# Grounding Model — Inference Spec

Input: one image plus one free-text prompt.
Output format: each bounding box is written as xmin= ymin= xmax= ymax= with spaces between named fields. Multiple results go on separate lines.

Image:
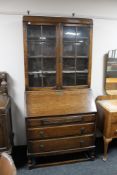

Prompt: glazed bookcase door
xmin=62 ymin=25 xmax=90 ymax=86
xmin=24 ymin=17 xmax=92 ymax=90
xmin=27 ymin=24 xmax=56 ymax=88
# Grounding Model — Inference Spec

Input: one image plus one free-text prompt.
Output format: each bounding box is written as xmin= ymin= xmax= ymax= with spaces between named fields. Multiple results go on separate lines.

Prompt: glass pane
xmin=28 ymin=41 xmax=42 ymax=57
xmin=29 ymin=74 xmax=42 ymax=87
xmin=77 ymin=27 xmax=89 ymax=38
xmin=42 ymin=26 xmax=56 ymax=40
xmin=27 ymin=25 xmax=56 ymax=88
xmin=76 ymin=73 xmax=88 ymax=85
xmin=43 ymin=58 xmax=56 ymax=71
xmin=27 ymin=25 xmax=41 ymax=40
xmin=63 ymin=26 xmax=76 ymax=42
xmin=76 ymin=58 xmax=88 ymax=71
xmin=62 ymin=25 xmax=90 ymax=87
xmin=63 ymin=43 xmax=75 ymax=57
xmin=43 ymin=73 xmax=56 ymax=87
xmin=63 ymin=58 xmax=75 ymax=71
xmin=28 ymin=58 xmax=42 ymax=72
xmin=63 ymin=73 xmax=75 ymax=86
xmin=42 ymin=42 xmax=56 ymax=56
xmin=76 ymin=40 xmax=89 ymax=56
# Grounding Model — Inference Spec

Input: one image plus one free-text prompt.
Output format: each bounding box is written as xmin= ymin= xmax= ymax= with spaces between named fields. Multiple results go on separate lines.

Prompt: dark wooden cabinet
xmin=23 ymin=16 xmax=96 ymax=168
xmin=0 ymin=72 xmax=13 ymax=153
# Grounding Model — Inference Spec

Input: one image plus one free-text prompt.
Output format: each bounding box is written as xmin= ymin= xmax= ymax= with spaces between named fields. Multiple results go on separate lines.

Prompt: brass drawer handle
xmin=80 ymin=128 xmax=85 ymax=135
xmin=73 ymin=117 xmax=83 ymax=122
xmin=43 ymin=117 xmax=83 ymax=125
xmin=39 ymin=144 xmax=45 ymax=150
xmin=43 ymin=119 xmax=58 ymax=125
xmin=80 ymin=140 xmax=84 ymax=147
xmin=39 ymin=131 xmax=45 ymax=138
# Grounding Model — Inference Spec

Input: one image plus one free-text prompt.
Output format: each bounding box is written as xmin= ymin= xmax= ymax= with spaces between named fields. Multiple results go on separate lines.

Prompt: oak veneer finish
xmin=27 ymin=123 xmax=95 ymax=140
xmin=97 ymin=98 xmax=117 ymax=160
xmin=23 ymin=16 xmax=96 ymax=167
xmin=26 ymin=114 xmax=95 ymax=127
xmin=28 ymin=135 xmax=95 ymax=154
xmin=23 ymin=16 xmax=93 ymax=90
xmin=26 ymin=89 xmax=97 ymax=167
xmin=26 ymin=89 xmax=96 ymax=117
xmin=23 ymin=16 xmax=93 ymax=24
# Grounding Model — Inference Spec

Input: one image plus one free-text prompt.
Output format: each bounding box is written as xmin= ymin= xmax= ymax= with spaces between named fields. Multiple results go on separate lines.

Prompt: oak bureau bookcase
xmin=23 ymin=16 xmax=97 ymax=168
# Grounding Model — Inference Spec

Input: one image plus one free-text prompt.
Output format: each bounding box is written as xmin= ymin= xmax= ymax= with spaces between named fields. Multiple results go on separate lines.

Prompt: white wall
xmin=92 ymin=19 xmax=117 ymax=97
xmin=0 ymin=0 xmax=117 ymax=19
xmin=0 ymin=0 xmax=117 ymax=145
xmin=0 ymin=15 xmax=26 ymax=145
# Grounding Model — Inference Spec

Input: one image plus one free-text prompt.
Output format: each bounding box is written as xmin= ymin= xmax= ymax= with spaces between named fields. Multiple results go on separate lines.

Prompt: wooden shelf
xmin=62 ymin=56 xmax=88 ymax=58
xmin=63 ymin=70 xmax=88 ymax=73
xmin=28 ymin=71 xmax=56 ymax=74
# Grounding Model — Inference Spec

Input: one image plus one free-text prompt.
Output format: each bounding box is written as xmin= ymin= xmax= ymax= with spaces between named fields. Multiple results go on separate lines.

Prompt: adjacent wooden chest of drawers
xmin=97 ymin=98 xmax=117 ymax=161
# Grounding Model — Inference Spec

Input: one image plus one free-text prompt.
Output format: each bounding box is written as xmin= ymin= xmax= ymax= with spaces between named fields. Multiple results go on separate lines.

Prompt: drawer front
xmin=111 ymin=113 xmax=117 ymax=124
xmin=27 ymin=123 xmax=95 ymax=140
xmin=28 ymin=135 xmax=94 ymax=154
xmin=26 ymin=114 xmax=96 ymax=128
xmin=111 ymin=123 xmax=117 ymax=137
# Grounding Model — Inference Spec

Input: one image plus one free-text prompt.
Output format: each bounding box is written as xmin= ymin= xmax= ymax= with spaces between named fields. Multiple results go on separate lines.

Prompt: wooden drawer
xmin=27 ymin=123 xmax=95 ymax=140
xmin=111 ymin=123 xmax=117 ymax=137
xmin=111 ymin=113 xmax=117 ymax=124
xmin=28 ymin=135 xmax=94 ymax=154
xmin=26 ymin=114 xmax=96 ymax=128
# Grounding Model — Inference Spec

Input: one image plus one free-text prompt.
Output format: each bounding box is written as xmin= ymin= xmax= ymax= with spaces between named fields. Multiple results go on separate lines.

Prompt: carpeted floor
xmin=17 ymin=140 xmax=117 ymax=175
